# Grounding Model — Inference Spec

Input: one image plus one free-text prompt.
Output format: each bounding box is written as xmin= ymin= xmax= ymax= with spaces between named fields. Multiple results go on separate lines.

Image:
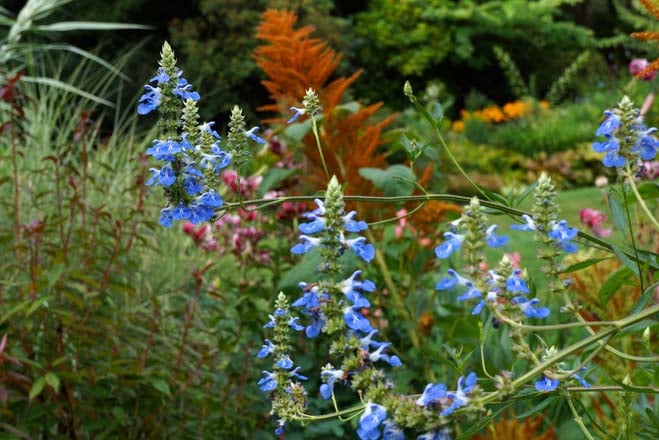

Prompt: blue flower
xmin=416 ymin=382 xmax=447 ymax=407
xmin=596 ymin=111 xmax=621 ymax=136
xmin=457 ymin=286 xmax=482 ymax=302
xmin=512 ymin=296 xmax=550 ymax=319
xmin=631 ymin=130 xmax=658 ymax=160
xmin=137 ymin=85 xmax=161 ymax=115
xmin=548 ymin=220 xmax=579 ymax=253
xmin=357 ymin=402 xmax=387 ymax=440
xmin=200 ymin=121 xmax=221 ymax=139
xmin=256 ymin=339 xmax=275 ymax=358
xmin=418 ymin=429 xmax=452 ymax=440
xmin=299 ymin=214 xmax=325 ymax=234
xmin=603 ymin=150 xmax=626 ymax=168
xmin=506 ymin=269 xmax=529 ymax=294
xmin=344 ymin=306 xmax=374 ymax=333
xmin=245 ymin=126 xmax=266 ymax=144
xmin=436 ymin=269 xmax=472 ymax=290
xmin=535 ymin=375 xmax=559 ymax=392
xmin=366 ymin=343 xmax=402 ymax=367
xmin=258 ymin=371 xmax=278 ymax=392
xmin=197 ymin=190 xmax=223 ymax=208
xmin=359 ymin=329 xmax=385 ymax=349
xmin=146 ymin=166 xmax=176 ymax=187
xmin=343 ymin=211 xmax=368 ymax=232
xmin=146 ymin=138 xmax=182 ymax=160
xmin=441 ymin=372 xmax=477 ymax=416
xmin=288 ymin=366 xmax=308 ymax=381
xmin=172 ymin=77 xmax=200 ymax=101
xmin=288 ymin=106 xmax=306 ymax=123
xmin=382 ymin=419 xmax=404 ymax=440
xmin=485 ymin=224 xmax=509 ymax=248
xmin=510 ymin=214 xmax=537 ymax=232
xmin=346 ymin=237 xmax=375 ymax=262
xmin=320 ymin=368 xmax=344 ymax=400
xmin=340 ymin=270 xmax=375 ymax=308
xmin=573 ymin=373 xmax=591 ymax=388
xmin=149 ymin=67 xmax=170 ymax=84
xmin=276 ymin=355 xmax=294 ymax=370
xmin=592 ymin=135 xmax=619 ymax=154
xmin=434 ymin=232 xmax=465 ymax=259
xmin=291 ymin=235 xmax=321 ymax=254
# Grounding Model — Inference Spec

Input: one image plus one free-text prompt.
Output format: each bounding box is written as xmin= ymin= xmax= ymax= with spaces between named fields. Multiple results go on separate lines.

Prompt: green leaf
xmin=26 ymin=295 xmax=53 ymax=316
xmin=608 ymin=192 xmax=628 ymax=233
xmin=147 ymin=377 xmax=171 ymax=396
xmin=432 ymin=101 xmax=444 ymax=123
xmin=636 ymin=182 xmax=659 ymax=202
xmin=514 ymin=395 xmax=557 ymax=419
xmin=599 ymin=266 xmax=635 ymax=306
xmin=456 ymin=401 xmax=514 ymax=439
xmin=359 ymin=165 xmax=415 ymax=197
xmin=47 ymin=263 xmax=65 ymax=288
xmin=562 ymin=257 xmax=610 ymax=274
xmin=611 ymin=244 xmax=641 ymax=278
xmin=29 ymin=377 xmax=46 ymax=401
xmin=21 ymin=76 xmax=114 ymax=107
xmin=33 ymin=22 xmax=150 ymax=32
xmin=257 ymin=168 xmax=296 ymax=197
xmin=44 ymin=372 xmax=60 ymax=392
xmin=283 ymin=118 xmax=313 ymax=142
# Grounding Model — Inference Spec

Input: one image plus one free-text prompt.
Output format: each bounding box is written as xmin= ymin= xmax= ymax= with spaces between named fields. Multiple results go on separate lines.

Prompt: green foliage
xmin=0 ymin=57 xmax=275 ymax=437
xmin=354 ymin=0 xmax=595 ymax=105
xmin=169 ymin=0 xmax=349 ymax=120
xmin=492 ymin=45 xmax=530 ymax=99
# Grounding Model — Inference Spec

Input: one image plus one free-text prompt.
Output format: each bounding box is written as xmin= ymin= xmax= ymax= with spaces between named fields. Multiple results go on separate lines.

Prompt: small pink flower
xmin=579 ymin=208 xmax=612 ymax=238
xmin=629 ymin=58 xmax=656 ymax=81
xmin=504 ymin=252 xmax=521 ymax=269
xmin=395 ymin=209 xmax=408 ymax=239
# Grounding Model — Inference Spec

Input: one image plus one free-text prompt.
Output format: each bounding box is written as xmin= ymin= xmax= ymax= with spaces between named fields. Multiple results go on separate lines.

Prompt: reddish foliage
xmin=254 ymin=9 xmax=396 ymax=200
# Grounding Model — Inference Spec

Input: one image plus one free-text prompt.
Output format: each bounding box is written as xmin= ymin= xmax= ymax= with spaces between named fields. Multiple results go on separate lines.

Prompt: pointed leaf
xmin=29 ymin=377 xmax=46 ymax=401
xmin=44 ymin=372 xmax=60 ymax=392
xmin=599 ymin=266 xmax=635 ymax=306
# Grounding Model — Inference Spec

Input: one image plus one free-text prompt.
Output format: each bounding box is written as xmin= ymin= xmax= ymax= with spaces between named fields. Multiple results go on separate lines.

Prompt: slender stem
xmin=480 ymin=303 xmax=659 ymax=405
xmin=621 ymin=178 xmax=644 ymax=291
xmin=496 ymin=312 xmax=618 ymax=331
xmin=625 ymin=168 xmax=659 ymax=231
xmin=567 ymin=395 xmax=596 ymax=440
xmin=366 ymin=230 xmax=420 ymax=348
xmin=221 ymin=193 xmax=654 ymax=269
xmin=10 ymin=123 xmax=21 ymax=261
xmin=311 ymin=117 xmax=330 ymax=180
xmin=549 ymin=333 xmax=614 ymax=380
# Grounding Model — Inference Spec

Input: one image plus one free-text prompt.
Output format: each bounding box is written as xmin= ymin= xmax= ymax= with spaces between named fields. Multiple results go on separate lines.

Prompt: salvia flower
xmin=441 ymin=372 xmax=478 ymax=416
xmin=547 ymin=220 xmax=579 ymax=253
xmin=417 ymin=429 xmax=452 ymax=440
xmin=593 ymin=96 xmax=659 ymax=169
xmin=434 ymin=232 xmax=465 ymax=259
xmin=416 ymin=383 xmax=448 ymax=407
xmin=320 ymin=367 xmax=345 ymax=400
xmin=512 ymin=296 xmax=550 ymax=319
xmin=357 ymin=402 xmax=387 ymax=440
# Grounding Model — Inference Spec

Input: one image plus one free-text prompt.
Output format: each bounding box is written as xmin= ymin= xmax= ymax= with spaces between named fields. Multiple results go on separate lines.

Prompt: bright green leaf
xmin=359 ymin=165 xmax=415 ymax=197
xmin=29 ymin=377 xmax=46 ymax=401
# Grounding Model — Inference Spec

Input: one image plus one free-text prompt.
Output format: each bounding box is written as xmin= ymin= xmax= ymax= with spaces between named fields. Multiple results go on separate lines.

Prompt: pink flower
xmin=629 ymin=58 xmax=656 ymax=81
xmin=579 ymin=208 xmax=612 ymax=238
xmin=504 ymin=252 xmax=521 ymax=268
xmin=395 ymin=209 xmax=408 ymax=239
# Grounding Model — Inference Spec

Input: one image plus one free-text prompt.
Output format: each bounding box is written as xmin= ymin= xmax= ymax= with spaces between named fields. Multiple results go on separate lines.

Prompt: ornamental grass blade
xmin=21 ymin=75 xmax=114 ymax=107
xmin=33 ymin=21 xmax=151 ymax=32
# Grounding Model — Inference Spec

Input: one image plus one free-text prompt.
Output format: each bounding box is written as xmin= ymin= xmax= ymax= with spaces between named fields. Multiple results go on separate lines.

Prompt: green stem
xmin=621 ymin=177 xmax=645 ymax=291
xmin=365 ymin=230 xmax=420 ymax=348
xmin=567 ymin=395 xmax=596 ymax=440
xmin=480 ymin=302 xmax=659 ymax=405
xmin=221 ymin=194 xmax=658 ymax=269
xmin=625 ymin=167 xmax=659 ymax=231
xmin=311 ymin=117 xmax=330 ymax=180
